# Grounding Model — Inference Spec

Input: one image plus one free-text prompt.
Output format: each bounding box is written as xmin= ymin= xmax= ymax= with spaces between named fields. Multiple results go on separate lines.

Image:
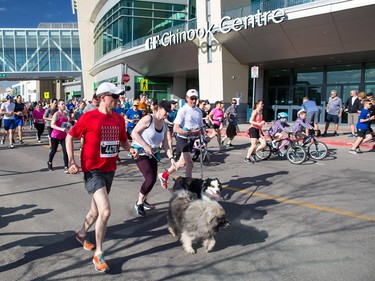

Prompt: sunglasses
xmin=104 ymin=93 xmax=120 ymax=99
xmin=189 ymin=97 xmax=198 ymax=100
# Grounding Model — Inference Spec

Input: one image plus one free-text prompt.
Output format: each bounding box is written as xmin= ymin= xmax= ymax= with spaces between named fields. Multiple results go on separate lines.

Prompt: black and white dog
xmin=168 ymin=177 xmax=229 ymax=254
xmin=172 ymin=177 xmax=222 ymax=200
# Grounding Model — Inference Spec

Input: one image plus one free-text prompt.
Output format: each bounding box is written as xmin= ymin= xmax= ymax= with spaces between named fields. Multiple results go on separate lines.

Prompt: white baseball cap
xmin=96 ymin=82 xmax=125 ymax=96
xmin=186 ymin=89 xmax=198 ymax=98
xmin=297 ymin=109 xmax=306 ymax=116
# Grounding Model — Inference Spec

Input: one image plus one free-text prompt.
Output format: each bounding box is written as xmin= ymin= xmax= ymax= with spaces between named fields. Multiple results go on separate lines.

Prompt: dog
xmin=172 ymin=177 xmax=222 ymax=200
xmin=168 ymin=190 xmax=229 ymax=254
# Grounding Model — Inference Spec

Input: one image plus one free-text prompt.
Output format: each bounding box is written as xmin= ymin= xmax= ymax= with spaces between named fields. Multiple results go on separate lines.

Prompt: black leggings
xmin=48 ymin=137 xmax=68 ymax=167
xmin=135 ymin=156 xmax=158 ymax=196
xmin=34 ymin=123 xmax=45 ymax=140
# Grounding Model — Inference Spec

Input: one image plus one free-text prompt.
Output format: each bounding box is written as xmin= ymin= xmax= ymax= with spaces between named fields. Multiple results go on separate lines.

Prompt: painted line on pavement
xmin=224 ymin=185 xmax=375 ymax=222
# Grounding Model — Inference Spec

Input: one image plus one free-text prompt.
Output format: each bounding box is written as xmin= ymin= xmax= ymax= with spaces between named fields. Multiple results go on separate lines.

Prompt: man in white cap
xmin=66 ymin=82 xmax=137 ymax=273
xmin=0 ymin=95 xmax=16 ymax=148
xmin=158 ymin=89 xmax=208 ymax=188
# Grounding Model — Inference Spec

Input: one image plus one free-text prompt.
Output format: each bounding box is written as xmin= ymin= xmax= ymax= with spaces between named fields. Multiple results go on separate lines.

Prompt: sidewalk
xmin=218 ymin=123 xmax=375 ymax=149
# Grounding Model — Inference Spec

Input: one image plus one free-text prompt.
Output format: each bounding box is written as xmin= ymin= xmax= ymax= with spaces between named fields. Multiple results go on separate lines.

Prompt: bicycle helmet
xmin=277 ymin=112 xmax=288 ymax=119
xmin=297 ymin=109 xmax=306 ymax=116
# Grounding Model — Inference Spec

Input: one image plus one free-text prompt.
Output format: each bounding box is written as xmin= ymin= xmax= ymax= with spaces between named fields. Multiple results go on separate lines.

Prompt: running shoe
xmin=158 ymin=172 xmax=168 ymax=189
xmin=75 ymin=232 xmax=95 ymax=251
xmin=355 ymin=148 xmax=362 ymax=153
xmin=47 ymin=162 xmax=53 ymax=171
xmin=226 ymin=143 xmax=234 ymax=147
xmin=8 ymin=144 xmax=14 ymax=149
xmin=36 ymin=133 xmax=39 ymax=140
xmin=219 ymin=145 xmax=226 ymax=151
xmin=348 ymin=134 xmax=355 ymax=138
xmin=244 ymin=157 xmax=254 ymax=164
xmin=64 ymin=167 xmax=70 ymax=174
xmin=143 ymin=201 xmax=155 ymax=210
xmin=92 ymin=252 xmax=109 ymax=273
xmin=333 ymin=132 xmax=339 ymax=136
xmin=349 ymin=149 xmax=358 ymax=155
xmin=134 ymin=203 xmax=146 ymax=217
xmin=19 ymin=139 xmax=24 ymax=144
xmin=38 ymin=139 xmax=42 ymax=143
xmin=0 ymin=139 xmax=4 ymax=145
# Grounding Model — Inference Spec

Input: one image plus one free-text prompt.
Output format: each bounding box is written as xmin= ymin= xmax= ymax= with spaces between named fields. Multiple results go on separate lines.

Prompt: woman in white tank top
xmin=131 ymin=100 xmax=175 ymax=217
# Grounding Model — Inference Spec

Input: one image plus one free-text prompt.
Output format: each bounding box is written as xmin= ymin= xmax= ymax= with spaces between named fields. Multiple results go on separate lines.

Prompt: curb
xmin=208 ymin=130 xmax=375 ymax=149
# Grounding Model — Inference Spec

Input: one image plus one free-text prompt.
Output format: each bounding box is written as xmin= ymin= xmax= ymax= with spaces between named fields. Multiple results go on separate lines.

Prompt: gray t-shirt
xmin=327 ymin=97 xmax=342 ymax=116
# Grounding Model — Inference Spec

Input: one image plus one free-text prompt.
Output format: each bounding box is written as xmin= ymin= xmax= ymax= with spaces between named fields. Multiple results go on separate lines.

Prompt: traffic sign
xmin=44 ymin=92 xmax=50 ymax=99
xmin=140 ymin=79 xmax=148 ymax=91
xmin=122 ymin=73 xmax=130 ymax=83
xmin=251 ymin=66 xmax=259 ymax=78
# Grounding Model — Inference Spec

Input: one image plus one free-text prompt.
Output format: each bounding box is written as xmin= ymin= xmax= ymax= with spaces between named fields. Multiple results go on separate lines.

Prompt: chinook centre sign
xmin=145 ymin=9 xmax=286 ymax=50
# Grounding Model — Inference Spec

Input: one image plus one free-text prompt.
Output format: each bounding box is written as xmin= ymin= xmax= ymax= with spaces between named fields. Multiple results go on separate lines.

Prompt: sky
xmin=0 ymin=0 xmax=77 ymax=90
xmin=0 ymin=0 xmax=77 ymax=28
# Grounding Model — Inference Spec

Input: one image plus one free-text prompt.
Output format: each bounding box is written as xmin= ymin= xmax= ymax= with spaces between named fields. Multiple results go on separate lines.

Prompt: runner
xmin=13 ymin=95 xmax=26 ymax=144
xmin=66 ymin=82 xmax=137 ymax=273
xmin=0 ymin=95 xmax=16 ymax=148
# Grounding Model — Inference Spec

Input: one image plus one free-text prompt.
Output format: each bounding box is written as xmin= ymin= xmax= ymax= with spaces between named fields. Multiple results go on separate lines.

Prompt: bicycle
xmin=255 ymin=132 xmax=307 ymax=165
xmin=300 ymin=129 xmax=329 ymax=160
xmin=173 ymin=136 xmax=212 ymax=166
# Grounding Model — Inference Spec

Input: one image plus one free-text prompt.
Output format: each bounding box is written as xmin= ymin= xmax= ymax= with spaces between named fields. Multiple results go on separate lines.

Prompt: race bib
xmin=100 ymin=140 xmax=119 ymax=158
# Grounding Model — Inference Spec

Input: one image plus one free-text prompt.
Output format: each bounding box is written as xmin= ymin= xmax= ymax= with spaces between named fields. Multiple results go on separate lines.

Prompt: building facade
xmin=74 ymin=0 xmax=375 ymax=122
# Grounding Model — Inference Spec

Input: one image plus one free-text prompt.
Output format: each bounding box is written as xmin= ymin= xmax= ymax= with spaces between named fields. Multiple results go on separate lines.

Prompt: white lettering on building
xmin=145 ymin=9 xmax=286 ymax=50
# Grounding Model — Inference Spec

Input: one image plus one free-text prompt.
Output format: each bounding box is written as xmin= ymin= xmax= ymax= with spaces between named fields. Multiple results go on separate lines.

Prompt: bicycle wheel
xmin=286 ymin=144 xmax=306 ymax=164
xmin=255 ymin=143 xmax=272 ymax=160
xmin=307 ymin=141 xmax=328 ymax=160
xmin=203 ymin=153 xmax=211 ymax=166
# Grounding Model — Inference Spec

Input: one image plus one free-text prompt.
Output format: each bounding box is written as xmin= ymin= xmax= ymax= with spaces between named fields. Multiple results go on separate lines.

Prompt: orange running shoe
xmin=93 ymin=253 xmax=109 ymax=272
xmin=75 ymin=232 xmax=95 ymax=251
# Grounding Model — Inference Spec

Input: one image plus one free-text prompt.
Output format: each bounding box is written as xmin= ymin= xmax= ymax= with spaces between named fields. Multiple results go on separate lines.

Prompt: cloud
xmin=0 ymin=7 xmax=7 ymax=12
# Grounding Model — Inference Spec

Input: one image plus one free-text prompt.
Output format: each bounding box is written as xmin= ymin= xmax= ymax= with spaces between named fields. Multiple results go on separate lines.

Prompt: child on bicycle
xmin=268 ymin=112 xmax=290 ymax=149
xmin=292 ymin=109 xmax=314 ymax=141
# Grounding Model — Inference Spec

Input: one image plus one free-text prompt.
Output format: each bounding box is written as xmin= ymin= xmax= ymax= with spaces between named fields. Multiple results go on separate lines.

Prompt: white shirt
xmin=1 ymin=101 xmax=15 ymax=120
xmin=174 ymin=104 xmax=204 ymax=139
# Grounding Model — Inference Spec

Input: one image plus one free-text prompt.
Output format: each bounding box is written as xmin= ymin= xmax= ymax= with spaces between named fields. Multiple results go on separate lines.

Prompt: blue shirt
xmin=125 ymin=108 xmax=142 ymax=129
xmin=357 ymin=109 xmax=370 ymax=130
xmin=302 ymin=100 xmax=319 ymax=113
xmin=113 ymin=107 xmax=125 ymax=116
xmin=167 ymin=109 xmax=178 ymax=123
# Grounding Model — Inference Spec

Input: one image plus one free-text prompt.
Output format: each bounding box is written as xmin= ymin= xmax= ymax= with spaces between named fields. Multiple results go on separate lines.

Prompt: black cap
xmin=93 ymin=94 xmax=98 ymax=100
xmin=171 ymin=100 xmax=177 ymax=104
xmin=366 ymin=92 xmax=373 ymax=97
xmin=158 ymin=100 xmax=172 ymax=113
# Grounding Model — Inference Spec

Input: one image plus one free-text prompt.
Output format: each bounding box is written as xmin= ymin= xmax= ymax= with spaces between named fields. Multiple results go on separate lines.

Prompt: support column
xmin=197 ymin=0 xmax=249 ymax=105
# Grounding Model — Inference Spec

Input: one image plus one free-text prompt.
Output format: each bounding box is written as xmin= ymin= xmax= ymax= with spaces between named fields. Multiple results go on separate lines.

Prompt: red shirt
xmin=69 ymin=109 xmax=127 ymax=172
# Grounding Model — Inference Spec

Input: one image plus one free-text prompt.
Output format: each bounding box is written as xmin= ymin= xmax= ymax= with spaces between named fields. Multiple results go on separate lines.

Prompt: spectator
xmin=323 ymin=90 xmax=342 ymax=136
xmin=301 ymin=96 xmax=320 ymax=136
xmin=208 ymin=100 xmax=225 ymax=150
xmin=165 ymin=99 xmax=178 ymax=149
xmin=222 ymin=99 xmax=239 ymax=147
xmin=83 ymin=94 xmax=99 ymax=113
xmin=138 ymin=93 xmax=149 ymax=116
xmin=344 ymin=90 xmax=361 ymax=137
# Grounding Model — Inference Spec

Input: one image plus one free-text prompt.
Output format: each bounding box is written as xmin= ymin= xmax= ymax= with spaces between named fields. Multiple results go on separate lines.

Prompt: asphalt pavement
xmin=0 ymin=126 xmax=374 ymax=281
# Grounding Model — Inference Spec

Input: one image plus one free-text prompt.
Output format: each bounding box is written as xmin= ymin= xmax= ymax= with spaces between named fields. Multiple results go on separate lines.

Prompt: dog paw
xmin=184 ymin=247 xmax=196 ymax=254
xmin=168 ymin=227 xmax=176 ymax=237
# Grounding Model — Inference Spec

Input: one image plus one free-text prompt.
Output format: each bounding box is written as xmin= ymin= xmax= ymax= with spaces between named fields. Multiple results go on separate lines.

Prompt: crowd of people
xmin=1 ymin=83 xmax=374 ymax=272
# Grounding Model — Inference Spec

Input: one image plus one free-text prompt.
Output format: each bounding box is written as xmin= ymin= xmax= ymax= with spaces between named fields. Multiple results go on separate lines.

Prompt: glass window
xmin=134 ymin=1 xmax=152 ymax=8
xmin=154 ymin=3 xmax=171 ymax=10
xmin=365 ymin=62 xmax=375 ymax=83
xmin=267 ymin=69 xmax=291 ymax=86
xmin=134 ymin=9 xmax=152 ymax=17
xmin=154 ymin=11 xmax=172 ymax=18
xmin=327 ymin=64 xmax=361 ymax=84
xmin=294 ymin=67 xmax=323 ymax=85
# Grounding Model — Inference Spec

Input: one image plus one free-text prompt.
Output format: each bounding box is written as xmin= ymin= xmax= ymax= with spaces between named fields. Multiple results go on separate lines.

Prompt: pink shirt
xmin=250 ymin=111 xmax=263 ymax=130
xmin=211 ymin=108 xmax=224 ymax=126
xmin=32 ymin=108 xmax=46 ymax=124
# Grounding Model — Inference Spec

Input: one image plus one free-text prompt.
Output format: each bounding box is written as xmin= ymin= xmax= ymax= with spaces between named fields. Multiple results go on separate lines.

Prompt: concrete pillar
xmin=197 ymin=0 xmax=249 ymax=105
xmin=172 ymin=77 xmax=187 ymax=99
xmin=76 ymin=0 xmax=95 ymax=99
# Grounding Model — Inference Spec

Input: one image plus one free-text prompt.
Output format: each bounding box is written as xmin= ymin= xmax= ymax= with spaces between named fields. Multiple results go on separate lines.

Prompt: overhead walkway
xmin=0 ymin=23 xmax=81 ymax=81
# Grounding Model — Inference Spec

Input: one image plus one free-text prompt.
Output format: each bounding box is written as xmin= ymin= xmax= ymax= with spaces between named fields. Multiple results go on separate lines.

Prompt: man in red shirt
xmin=66 ymin=82 xmax=137 ymax=273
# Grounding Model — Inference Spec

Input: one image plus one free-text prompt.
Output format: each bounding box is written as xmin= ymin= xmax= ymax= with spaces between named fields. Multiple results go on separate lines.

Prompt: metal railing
xmin=223 ymin=0 xmax=317 ymax=18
